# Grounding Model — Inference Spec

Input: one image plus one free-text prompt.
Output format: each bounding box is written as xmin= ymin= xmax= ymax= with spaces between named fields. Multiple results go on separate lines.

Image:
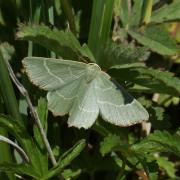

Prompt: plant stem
xmin=60 ymin=0 xmax=76 ymax=34
xmin=6 ymin=61 xmax=57 ymax=167
xmin=141 ymin=0 xmax=153 ymax=24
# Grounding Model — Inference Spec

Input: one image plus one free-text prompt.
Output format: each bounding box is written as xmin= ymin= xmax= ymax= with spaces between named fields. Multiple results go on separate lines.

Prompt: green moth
xmin=23 ymin=57 xmax=149 ymax=129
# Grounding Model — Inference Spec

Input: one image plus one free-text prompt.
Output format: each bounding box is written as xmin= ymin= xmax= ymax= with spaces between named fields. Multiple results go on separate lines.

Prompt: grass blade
xmin=88 ymin=0 xmax=115 ymax=60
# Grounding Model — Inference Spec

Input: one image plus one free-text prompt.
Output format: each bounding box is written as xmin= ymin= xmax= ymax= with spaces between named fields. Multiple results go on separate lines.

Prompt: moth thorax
xmin=86 ymin=63 xmax=101 ymax=82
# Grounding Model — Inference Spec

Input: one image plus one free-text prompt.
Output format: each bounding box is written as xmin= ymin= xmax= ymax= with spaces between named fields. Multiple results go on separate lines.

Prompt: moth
xmin=23 ymin=57 xmax=149 ymax=129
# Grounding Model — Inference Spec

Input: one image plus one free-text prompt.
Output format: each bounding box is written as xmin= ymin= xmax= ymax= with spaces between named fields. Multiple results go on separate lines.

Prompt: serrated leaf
xmin=100 ymin=134 xmax=120 ymax=156
xmin=156 ymin=157 xmax=176 ymax=178
xmin=23 ymin=57 xmax=149 ymax=129
xmin=0 ymin=163 xmax=40 ymax=179
xmin=17 ymin=24 xmax=95 ymax=62
xmin=109 ymin=65 xmax=180 ymax=97
xmin=151 ymin=0 xmax=180 ymax=23
xmin=133 ymin=130 xmax=180 ymax=157
xmin=158 ymin=94 xmax=180 ymax=107
xmin=136 ymin=159 xmax=158 ymax=180
xmin=99 ymin=134 xmax=160 ymax=178
xmin=128 ymin=25 xmax=178 ymax=55
xmin=98 ymin=41 xmax=149 ymax=69
xmin=0 ymin=115 xmax=48 ymax=176
xmin=149 ymin=106 xmax=171 ymax=130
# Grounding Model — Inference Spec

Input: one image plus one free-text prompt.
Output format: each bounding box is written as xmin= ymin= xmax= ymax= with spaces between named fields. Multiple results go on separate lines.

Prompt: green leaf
xmin=109 ymin=65 xmax=180 ymax=97
xmin=129 ymin=0 xmax=144 ymax=27
xmin=34 ymin=97 xmax=48 ymax=149
xmin=149 ymin=106 xmax=171 ymax=130
xmin=0 ymin=135 xmax=29 ymax=162
xmin=0 ymin=115 xmax=48 ymax=176
xmin=0 ymin=128 xmax=14 ymax=180
xmin=0 ymin=42 xmax=16 ymax=180
xmin=100 ymin=134 xmax=120 ymax=156
xmin=17 ymin=24 xmax=95 ymax=62
xmin=119 ymin=0 xmax=130 ymax=27
xmin=156 ymin=157 xmax=177 ymax=178
xmin=23 ymin=57 xmax=149 ymax=129
xmin=141 ymin=0 xmax=153 ymax=24
xmin=0 ymin=42 xmax=15 ymax=61
xmin=0 ymin=44 xmax=23 ymax=125
xmin=0 ymin=163 xmax=40 ymax=179
xmin=114 ymin=0 xmax=121 ymax=18
xmin=137 ymin=159 xmax=158 ymax=180
xmin=58 ymin=139 xmax=86 ymax=169
xmin=130 ymin=131 xmax=180 ymax=178
xmin=158 ymin=94 xmax=180 ymax=107
xmin=133 ymin=130 xmax=180 ymax=157
xmin=61 ymin=169 xmax=81 ymax=180
xmin=0 ymin=115 xmax=34 ymax=158
xmin=42 ymin=139 xmax=86 ymax=180
xmin=128 ymin=25 xmax=178 ymax=55
xmin=98 ymin=41 xmax=149 ymax=69
xmin=99 ymin=134 xmax=160 ymax=178
xmin=100 ymin=134 xmax=138 ymax=166
xmin=33 ymin=98 xmax=48 ymax=174
xmin=151 ymin=0 xmax=180 ymax=23
xmin=93 ymin=119 xmax=129 ymax=139
xmin=88 ymin=0 xmax=114 ymax=59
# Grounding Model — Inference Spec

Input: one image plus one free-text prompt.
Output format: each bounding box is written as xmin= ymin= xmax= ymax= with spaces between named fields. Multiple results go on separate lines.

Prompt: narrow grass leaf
xmin=88 ymin=0 xmax=115 ymax=59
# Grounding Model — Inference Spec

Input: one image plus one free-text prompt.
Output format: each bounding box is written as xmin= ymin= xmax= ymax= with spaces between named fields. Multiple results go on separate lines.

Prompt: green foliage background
xmin=0 ymin=0 xmax=180 ymax=179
